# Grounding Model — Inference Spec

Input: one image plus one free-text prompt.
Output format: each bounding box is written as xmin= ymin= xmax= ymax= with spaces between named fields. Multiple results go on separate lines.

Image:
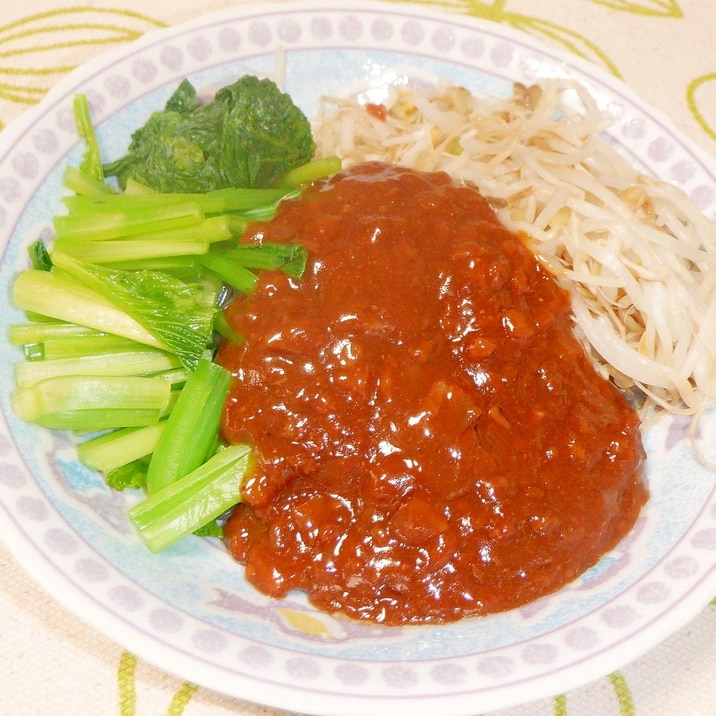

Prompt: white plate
xmin=0 ymin=3 xmax=715 ymax=715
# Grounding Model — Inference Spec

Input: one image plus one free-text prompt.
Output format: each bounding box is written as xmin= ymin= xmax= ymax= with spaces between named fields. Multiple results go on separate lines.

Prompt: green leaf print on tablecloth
xmin=587 ymin=0 xmax=682 ymax=15
xmin=384 ymin=0 xmax=686 ymax=77
xmin=116 ymin=648 xmax=643 ymax=716
xmin=0 ymin=7 xmax=164 ymax=129
xmin=687 ymin=73 xmax=716 ymax=142
xmin=111 ymin=664 xmax=635 ymax=716
xmin=384 ymin=0 xmax=625 ymax=75
xmin=118 ymin=652 xmax=197 ymax=716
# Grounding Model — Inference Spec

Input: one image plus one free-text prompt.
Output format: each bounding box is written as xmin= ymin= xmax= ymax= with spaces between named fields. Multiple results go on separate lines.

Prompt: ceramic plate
xmin=0 ymin=3 xmax=715 ymax=715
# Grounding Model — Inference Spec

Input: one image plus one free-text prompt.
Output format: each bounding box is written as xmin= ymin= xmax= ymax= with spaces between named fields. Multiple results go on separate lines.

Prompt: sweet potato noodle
xmin=218 ymin=163 xmax=647 ymax=625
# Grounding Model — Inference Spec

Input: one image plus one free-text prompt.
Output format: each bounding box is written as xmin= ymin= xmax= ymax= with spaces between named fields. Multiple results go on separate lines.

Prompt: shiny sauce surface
xmin=218 ymin=162 xmax=647 ymax=625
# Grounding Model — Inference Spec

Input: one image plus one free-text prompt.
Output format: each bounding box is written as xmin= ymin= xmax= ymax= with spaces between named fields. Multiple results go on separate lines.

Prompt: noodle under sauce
xmin=218 ymin=162 xmax=647 ymax=625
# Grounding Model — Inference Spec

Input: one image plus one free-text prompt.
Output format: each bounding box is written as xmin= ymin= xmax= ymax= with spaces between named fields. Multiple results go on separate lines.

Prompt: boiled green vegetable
xmin=10 ymin=74 xmax=340 ymax=548
xmin=103 ymin=76 xmax=316 ymax=192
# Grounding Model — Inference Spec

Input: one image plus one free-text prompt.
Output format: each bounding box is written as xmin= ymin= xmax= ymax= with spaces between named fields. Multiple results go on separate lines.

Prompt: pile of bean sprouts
xmin=313 ymin=79 xmax=716 ymax=431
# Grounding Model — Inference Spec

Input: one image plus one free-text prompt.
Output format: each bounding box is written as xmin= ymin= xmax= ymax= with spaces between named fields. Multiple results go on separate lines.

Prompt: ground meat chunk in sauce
xmin=217 ymin=162 xmax=647 ymax=625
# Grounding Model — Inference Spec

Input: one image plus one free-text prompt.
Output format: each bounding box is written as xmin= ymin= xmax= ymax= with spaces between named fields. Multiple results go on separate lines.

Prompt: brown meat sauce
xmin=218 ymin=162 xmax=647 ymax=625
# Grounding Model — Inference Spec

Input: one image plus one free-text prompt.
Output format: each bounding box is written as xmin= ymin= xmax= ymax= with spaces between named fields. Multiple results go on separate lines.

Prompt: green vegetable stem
xmin=12 ymin=375 xmax=172 ymax=431
xmin=145 ymin=358 xmax=231 ymax=495
xmin=129 ymin=443 xmax=254 ymax=552
xmin=78 ymin=423 xmax=167 ymax=475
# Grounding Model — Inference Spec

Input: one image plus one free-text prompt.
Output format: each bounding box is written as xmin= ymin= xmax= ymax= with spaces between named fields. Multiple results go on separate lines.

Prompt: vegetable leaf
xmin=193 ymin=519 xmax=224 ymax=538
xmin=28 ymin=239 xmax=52 ymax=271
xmin=51 ymin=251 xmax=221 ymax=370
xmin=103 ymin=75 xmax=316 ymax=192
xmin=106 ymin=458 xmax=150 ymax=492
xmin=164 ymin=78 xmax=199 ymax=114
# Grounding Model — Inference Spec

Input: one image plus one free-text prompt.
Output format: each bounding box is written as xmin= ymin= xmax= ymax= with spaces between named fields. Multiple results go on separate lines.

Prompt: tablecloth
xmin=1 ymin=1 xmax=715 ymax=714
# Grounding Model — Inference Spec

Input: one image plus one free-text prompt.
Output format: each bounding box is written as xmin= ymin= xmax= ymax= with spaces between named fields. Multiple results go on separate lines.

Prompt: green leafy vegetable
xmin=62 ymin=165 xmax=116 ymax=196
xmin=51 ymin=251 xmax=221 ymax=371
xmin=106 ymin=458 xmax=151 ymax=492
xmin=38 ymin=333 xmax=141 ymax=361
xmin=54 ymin=199 xmax=204 ymax=241
xmin=62 ymin=185 xmax=293 ymax=215
xmin=192 ymin=520 xmax=225 ymax=538
xmin=13 ymin=268 xmax=164 ymax=349
xmin=9 ymin=76 xmax=342 ymax=553
xmin=278 ymin=156 xmax=342 ymax=188
xmin=213 ymin=308 xmax=244 ymax=346
xmin=12 ymin=375 xmax=172 ymax=431
xmin=9 ymin=321 xmax=100 ymax=347
xmin=197 ymin=242 xmax=308 ymax=293
xmin=73 ymin=94 xmax=104 ymax=184
xmin=216 ymin=243 xmax=308 ymax=277
xmin=145 ymin=358 xmax=231 ymax=495
xmin=14 ymin=348 xmax=181 ymax=389
xmin=28 ymin=239 xmax=52 ymax=271
xmin=197 ymin=252 xmax=258 ymax=293
xmin=78 ymin=423 xmax=166 ymax=475
xmin=128 ymin=443 xmax=254 ymax=552
xmin=103 ymin=76 xmax=317 ymax=192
